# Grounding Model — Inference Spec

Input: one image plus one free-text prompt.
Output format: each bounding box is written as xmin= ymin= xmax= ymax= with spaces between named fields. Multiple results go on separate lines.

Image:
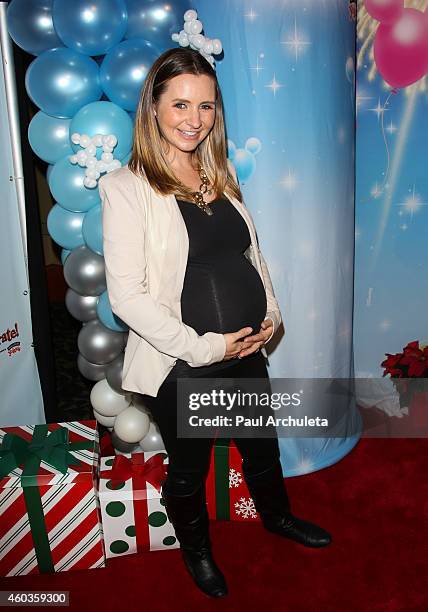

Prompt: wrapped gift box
xmin=206 ymin=438 xmax=260 ymax=522
xmin=99 ymin=450 xmax=179 ymax=558
xmin=0 ymin=420 xmax=105 ymax=577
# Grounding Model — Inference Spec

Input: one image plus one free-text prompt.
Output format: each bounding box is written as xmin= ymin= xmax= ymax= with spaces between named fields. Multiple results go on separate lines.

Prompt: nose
xmin=185 ymin=106 xmax=203 ymax=129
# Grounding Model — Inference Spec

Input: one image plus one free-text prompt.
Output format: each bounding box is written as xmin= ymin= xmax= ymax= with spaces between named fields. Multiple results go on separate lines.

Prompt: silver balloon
xmin=65 ymin=288 xmax=99 ymax=322
xmin=78 ymin=319 xmax=126 ymax=365
xmin=139 ymin=420 xmax=165 ymax=452
xmin=77 ymin=353 xmax=107 ymax=381
xmin=105 ymin=353 xmax=126 ymax=395
xmin=63 ymin=245 xmax=106 ymax=296
xmin=110 ymin=430 xmax=141 ymax=454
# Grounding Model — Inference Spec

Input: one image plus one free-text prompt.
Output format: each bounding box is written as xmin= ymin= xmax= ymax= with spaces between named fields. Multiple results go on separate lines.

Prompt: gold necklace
xmin=190 ymin=164 xmax=215 ymax=216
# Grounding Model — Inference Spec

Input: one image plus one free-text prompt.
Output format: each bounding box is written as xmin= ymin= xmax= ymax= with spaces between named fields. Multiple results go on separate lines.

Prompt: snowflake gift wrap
xmin=206 ymin=439 xmax=260 ymax=522
xmin=98 ymin=451 xmax=179 ymax=558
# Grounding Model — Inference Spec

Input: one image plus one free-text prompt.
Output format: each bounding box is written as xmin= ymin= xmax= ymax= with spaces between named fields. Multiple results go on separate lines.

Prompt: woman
xmin=99 ymin=47 xmax=331 ymax=598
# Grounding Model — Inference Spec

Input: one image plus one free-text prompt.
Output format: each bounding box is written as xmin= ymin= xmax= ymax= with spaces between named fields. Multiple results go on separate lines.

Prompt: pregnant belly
xmin=180 ymin=257 xmax=267 ymax=335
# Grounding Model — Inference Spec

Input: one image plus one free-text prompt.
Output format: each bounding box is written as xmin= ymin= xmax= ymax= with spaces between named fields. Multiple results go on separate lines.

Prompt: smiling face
xmin=154 ymin=73 xmax=217 ymax=163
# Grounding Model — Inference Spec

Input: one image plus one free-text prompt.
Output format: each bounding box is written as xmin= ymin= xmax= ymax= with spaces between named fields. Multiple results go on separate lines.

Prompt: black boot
xmin=162 ymin=481 xmax=228 ymax=598
xmin=244 ymin=461 xmax=332 ymax=548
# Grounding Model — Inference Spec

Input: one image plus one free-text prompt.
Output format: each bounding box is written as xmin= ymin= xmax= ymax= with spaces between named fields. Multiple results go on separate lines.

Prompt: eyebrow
xmin=171 ymin=98 xmax=216 ymax=104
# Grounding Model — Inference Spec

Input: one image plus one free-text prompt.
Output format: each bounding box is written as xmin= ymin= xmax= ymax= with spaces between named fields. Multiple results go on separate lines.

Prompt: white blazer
xmin=98 ymin=161 xmax=283 ymax=397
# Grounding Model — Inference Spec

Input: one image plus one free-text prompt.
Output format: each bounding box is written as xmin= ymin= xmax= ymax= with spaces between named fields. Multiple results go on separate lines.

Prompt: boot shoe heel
xmin=181 ymin=548 xmax=228 ymax=598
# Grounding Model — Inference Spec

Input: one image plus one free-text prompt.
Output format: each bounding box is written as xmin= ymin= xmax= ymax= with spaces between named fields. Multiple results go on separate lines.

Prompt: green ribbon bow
xmin=0 ymin=424 xmax=94 ymax=573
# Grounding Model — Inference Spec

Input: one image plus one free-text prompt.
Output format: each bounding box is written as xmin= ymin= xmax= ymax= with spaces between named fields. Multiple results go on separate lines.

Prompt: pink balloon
xmin=374 ymin=8 xmax=428 ymax=88
xmin=365 ymin=0 xmax=403 ymax=25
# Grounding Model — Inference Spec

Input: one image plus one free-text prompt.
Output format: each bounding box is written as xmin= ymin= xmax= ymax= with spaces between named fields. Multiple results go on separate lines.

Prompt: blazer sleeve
xmin=99 ymin=173 xmax=226 ymax=367
xmin=227 ymin=159 xmax=282 ymax=344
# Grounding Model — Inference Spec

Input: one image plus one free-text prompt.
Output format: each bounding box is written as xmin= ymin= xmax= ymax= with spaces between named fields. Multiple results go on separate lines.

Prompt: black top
xmin=163 ymin=195 xmax=267 ymax=383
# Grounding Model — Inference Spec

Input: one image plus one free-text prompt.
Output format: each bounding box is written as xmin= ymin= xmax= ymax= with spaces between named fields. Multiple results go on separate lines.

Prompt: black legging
xmin=144 ymin=352 xmax=282 ymax=495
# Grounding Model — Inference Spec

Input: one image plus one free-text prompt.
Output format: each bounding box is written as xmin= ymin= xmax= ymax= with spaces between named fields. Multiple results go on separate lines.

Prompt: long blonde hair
xmin=129 ymin=47 xmax=242 ymax=202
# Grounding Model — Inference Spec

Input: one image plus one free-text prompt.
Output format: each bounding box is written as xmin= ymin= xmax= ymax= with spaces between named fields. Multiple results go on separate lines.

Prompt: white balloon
xmin=203 ymin=39 xmax=214 ymax=54
xmin=80 ymin=134 xmax=91 ymax=149
xmin=191 ymin=34 xmax=204 ymax=49
xmin=171 ymin=33 xmax=179 ymax=42
xmin=90 ymin=378 xmax=131 ymax=416
xmin=69 ymin=154 xmax=78 ymax=164
xmin=212 ymin=39 xmax=222 ymax=54
xmin=86 ymin=167 xmax=100 ymax=180
xmin=106 ymin=134 xmax=117 ymax=148
xmin=179 ymin=31 xmax=189 ymax=47
xmin=83 ymin=177 xmax=97 ymax=188
xmin=96 ymin=160 xmax=107 ymax=173
xmin=139 ymin=421 xmax=165 ymax=452
xmin=183 ymin=21 xmax=192 ymax=34
xmin=114 ymin=406 xmax=150 ymax=443
xmin=106 ymin=160 xmax=121 ymax=172
xmin=86 ymin=144 xmax=97 ymax=157
xmin=93 ymin=408 xmax=116 ymax=427
xmin=93 ymin=134 xmax=103 ymax=147
xmin=86 ymin=156 xmax=97 ymax=168
xmin=189 ymin=19 xmax=203 ymax=35
xmin=101 ymin=152 xmax=113 ymax=163
xmin=102 ymin=144 xmax=113 ymax=153
xmin=184 ymin=9 xmax=197 ymax=21
xmin=71 ymin=132 xmax=81 ymax=145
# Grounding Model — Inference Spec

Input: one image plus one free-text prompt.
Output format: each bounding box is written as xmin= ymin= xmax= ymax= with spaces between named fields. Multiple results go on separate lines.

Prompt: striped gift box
xmin=0 ymin=420 xmax=105 ymax=577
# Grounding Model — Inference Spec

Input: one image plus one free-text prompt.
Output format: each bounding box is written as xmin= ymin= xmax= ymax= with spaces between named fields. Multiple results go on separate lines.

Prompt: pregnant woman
xmin=99 ymin=47 xmax=331 ymax=599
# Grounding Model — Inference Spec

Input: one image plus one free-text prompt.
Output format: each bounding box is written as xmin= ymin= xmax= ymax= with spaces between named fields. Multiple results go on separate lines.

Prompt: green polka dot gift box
xmin=98 ymin=451 xmax=178 ymax=558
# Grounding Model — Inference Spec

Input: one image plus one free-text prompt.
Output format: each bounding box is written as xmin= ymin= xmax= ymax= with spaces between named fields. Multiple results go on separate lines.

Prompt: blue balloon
xmin=100 ymin=38 xmax=159 ymax=111
xmin=69 ymin=101 xmax=133 ymax=161
xmin=83 ymin=204 xmax=103 ymax=255
xmin=46 ymin=164 xmax=54 ymax=182
xmin=233 ymin=149 xmax=256 ymax=184
xmin=47 ymin=205 xmax=85 ymax=250
xmin=125 ymin=0 xmax=188 ymax=50
xmin=97 ymin=291 xmax=128 ymax=332
xmin=28 ymin=112 xmax=73 ymax=164
xmin=61 ymin=249 xmax=71 ymax=264
xmin=53 ymin=0 xmax=128 ymax=56
xmin=49 ymin=156 xmax=101 ymax=212
xmin=7 ymin=0 xmax=63 ymax=56
xmin=25 ymin=48 xmax=102 ymax=119
xmin=121 ymin=151 xmax=131 ymax=166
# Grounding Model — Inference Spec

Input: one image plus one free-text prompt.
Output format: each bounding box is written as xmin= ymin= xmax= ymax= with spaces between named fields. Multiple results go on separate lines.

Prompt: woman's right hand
xmin=222 ymin=327 xmax=253 ymax=361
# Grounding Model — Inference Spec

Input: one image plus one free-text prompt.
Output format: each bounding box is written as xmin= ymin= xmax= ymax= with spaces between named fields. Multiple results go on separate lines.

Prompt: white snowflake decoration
xmin=69 ymin=132 xmax=122 ymax=189
xmin=234 ymin=497 xmax=258 ymax=519
xmin=171 ymin=9 xmax=223 ymax=69
xmin=229 ymin=468 xmax=243 ymax=489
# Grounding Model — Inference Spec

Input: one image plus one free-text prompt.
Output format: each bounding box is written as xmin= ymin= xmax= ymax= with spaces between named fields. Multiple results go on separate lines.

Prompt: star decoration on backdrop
xmin=280 ymin=16 xmax=311 ymax=62
xmin=250 ymin=56 xmax=264 ymax=77
xmin=370 ymin=183 xmax=383 ymax=199
xmin=368 ymin=98 xmax=389 ymax=121
xmin=395 ymin=185 xmax=428 ymax=220
xmin=244 ymin=8 xmax=258 ymax=21
xmin=265 ymin=73 xmax=283 ymax=96
xmin=280 ymin=169 xmax=298 ymax=191
xmin=385 ymin=120 xmax=397 ymax=135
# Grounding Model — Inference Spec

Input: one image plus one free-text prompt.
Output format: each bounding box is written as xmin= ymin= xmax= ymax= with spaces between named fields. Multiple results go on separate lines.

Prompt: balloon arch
xmin=7 ymin=0 xmax=201 ymax=454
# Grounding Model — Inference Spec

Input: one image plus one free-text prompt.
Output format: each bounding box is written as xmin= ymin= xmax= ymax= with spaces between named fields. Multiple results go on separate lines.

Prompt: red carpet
xmin=1 ymin=438 xmax=427 ymax=611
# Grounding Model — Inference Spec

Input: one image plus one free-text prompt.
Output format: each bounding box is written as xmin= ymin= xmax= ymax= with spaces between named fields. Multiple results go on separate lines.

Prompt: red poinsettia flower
xmin=400 ymin=343 xmax=428 ymax=377
xmin=381 ymin=353 xmax=405 ymax=376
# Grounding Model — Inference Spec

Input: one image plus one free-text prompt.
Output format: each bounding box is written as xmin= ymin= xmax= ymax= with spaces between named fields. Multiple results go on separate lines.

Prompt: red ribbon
xmin=100 ymin=452 xmax=168 ymax=552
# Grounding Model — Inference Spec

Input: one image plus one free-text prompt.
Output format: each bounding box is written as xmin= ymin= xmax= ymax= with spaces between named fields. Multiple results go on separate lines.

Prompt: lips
xmin=178 ymin=129 xmax=200 ymax=140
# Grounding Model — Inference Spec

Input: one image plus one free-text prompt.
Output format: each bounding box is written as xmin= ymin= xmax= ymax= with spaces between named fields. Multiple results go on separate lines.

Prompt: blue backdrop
xmin=196 ymin=0 xmax=360 ymax=475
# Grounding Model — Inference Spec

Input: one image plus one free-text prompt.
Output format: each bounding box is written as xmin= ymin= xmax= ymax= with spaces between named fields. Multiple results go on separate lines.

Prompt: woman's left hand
xmin=238 ymin=318 xmax=273 ymax=358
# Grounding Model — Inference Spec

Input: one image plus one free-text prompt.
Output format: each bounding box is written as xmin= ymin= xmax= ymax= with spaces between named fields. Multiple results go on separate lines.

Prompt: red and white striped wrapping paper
xmin=0 ymin=420 xmax=105 ymax=577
